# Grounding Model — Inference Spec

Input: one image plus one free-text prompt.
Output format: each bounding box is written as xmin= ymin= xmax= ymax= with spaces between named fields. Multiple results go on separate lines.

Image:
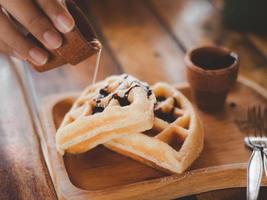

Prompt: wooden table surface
xmin=1 ymin=0 xmax=267 ymax=199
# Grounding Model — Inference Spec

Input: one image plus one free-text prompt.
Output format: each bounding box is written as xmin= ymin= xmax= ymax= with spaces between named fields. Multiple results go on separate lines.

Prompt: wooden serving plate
xmin=41 ymin=77 xmax=267 ymax=200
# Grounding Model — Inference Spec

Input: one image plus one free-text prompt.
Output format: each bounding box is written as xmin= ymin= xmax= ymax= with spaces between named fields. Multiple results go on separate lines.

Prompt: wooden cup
xmin=185 ymin=46 xmax=239 ymax=112
xmin=28 ymin=0 xmax=101 ymax=72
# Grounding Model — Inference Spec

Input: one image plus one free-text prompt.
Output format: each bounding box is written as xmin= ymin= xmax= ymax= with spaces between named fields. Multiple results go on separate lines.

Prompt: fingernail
xmin=56 ymin=14 xmax=75 ymax=33
xmin=43 ymin=30 xmax=62 ymax=49
xmin=29 ymin=48 xmax=48 ymax=66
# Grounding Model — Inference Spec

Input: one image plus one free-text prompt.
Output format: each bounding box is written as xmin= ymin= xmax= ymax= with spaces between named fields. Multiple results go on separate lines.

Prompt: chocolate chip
xmin=99 ymin=88 xmax=109 ymax=98
xmin=92 ymin=106 xmax=104 ymax=114
xmin=147 ymin=89 xmax=152 ymax=97
xmin=112 ymin=94 xmax=130 ymax=107
xmin=154 ymin=108 xmax=176 ymax=123
xmin=156 ymin=96 xmax=166 ymax=102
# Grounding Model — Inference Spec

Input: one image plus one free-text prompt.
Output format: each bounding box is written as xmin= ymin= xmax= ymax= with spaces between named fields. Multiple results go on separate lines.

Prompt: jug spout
xmin=89 ymin=39 xmax=102 ymax=52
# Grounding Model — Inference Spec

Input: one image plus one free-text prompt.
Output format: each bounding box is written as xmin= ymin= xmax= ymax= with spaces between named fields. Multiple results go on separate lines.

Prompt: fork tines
xmin=246 ymin=106 xmax=267 ymax=135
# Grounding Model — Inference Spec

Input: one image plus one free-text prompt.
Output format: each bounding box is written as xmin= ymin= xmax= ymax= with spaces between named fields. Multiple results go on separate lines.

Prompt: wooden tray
xmin=40 ymin=77 xmax=267 ymax=200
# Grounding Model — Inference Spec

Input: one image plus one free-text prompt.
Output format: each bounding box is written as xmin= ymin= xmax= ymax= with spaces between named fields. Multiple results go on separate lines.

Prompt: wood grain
xmin=149 ymin=0 xmax=267 ymax=89
xmin=247 ymin=34 xmax=267 ymax=58
xmin=40 ymin=78 xmax=267 ymax=200
xmin=208 ymin=0 xmax=267 ymax=89
xmin=149 ymin=0 xmax=222 ymax=49
xmin=1 ymin=0 xmax=267 ymax=199
xmin=210 ymin=0 xmax=267 ymax=59
xmin=81 ymin=0 xmax=186 ymax=84
xmin=0 ymin=56 xmax=57 ymax=199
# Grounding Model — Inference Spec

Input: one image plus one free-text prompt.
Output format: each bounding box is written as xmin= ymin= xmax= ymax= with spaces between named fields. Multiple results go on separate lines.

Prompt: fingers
xmin=36 ymin=0 xmax=75 ymax=33
xmin=0 ymin=10 xmax=48 ymax=66
xmin=0 ymin=0 xmax=76 ymax=66
xmin=0 ymin=0 xmax=63 ymax=50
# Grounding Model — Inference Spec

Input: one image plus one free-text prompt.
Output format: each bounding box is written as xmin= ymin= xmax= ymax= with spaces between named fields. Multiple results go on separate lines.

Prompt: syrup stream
xmin=92 ymin=47 xmax=102 ymax=84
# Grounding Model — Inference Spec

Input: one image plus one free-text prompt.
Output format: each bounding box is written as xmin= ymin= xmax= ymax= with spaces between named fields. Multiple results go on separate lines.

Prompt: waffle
xmin=56 ymin=74 xmax=156 ymax=155
xmin=104 ymin=82 xmax=204 ymax=174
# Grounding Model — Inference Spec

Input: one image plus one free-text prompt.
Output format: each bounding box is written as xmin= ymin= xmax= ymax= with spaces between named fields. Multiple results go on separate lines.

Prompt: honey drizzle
xmin=92 ymin=46 xmax=102 ymax=84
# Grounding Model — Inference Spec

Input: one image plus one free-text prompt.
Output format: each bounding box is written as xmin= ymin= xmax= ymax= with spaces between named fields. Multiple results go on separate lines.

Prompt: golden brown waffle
xmin=56 ymin=74 xmax=156 ymax=155
xmin=105 ymin=82 xmax=204 ymax=174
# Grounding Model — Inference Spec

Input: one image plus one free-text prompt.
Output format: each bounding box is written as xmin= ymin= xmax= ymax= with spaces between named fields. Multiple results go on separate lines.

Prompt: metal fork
xmin=237 ymin=106 xmax=267 ymax=200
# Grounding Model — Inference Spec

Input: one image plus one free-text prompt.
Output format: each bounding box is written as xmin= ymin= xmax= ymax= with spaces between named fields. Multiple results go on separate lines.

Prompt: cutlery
xmin=239 ymin=106 xmax=267 ymax=200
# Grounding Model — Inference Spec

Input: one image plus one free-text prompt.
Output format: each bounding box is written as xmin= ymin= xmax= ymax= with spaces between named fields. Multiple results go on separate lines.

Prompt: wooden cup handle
xmin=28 ymin=0 xmax=101 ymax=72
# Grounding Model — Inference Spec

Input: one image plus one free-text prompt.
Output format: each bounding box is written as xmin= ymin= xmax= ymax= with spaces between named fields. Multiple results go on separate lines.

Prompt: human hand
xmin=0 ymin=0 xmax=75 ymax=66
